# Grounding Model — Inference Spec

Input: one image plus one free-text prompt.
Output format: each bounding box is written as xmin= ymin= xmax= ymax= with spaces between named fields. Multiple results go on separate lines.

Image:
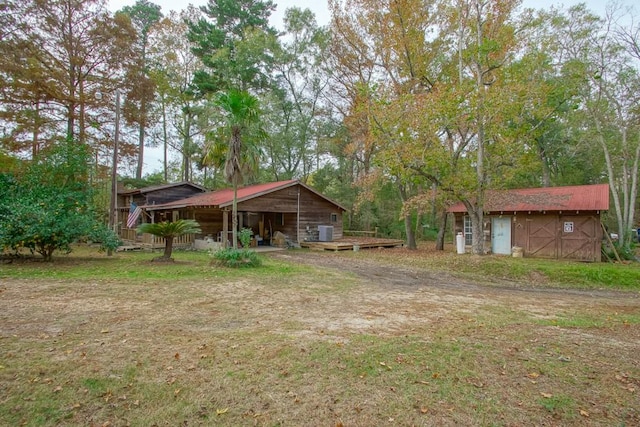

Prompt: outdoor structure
xmin=448 ymin=184 xmax=610 ymax=262
xmin=124 ymin=180 xmax=346 ymax=248
xmin=116 ymin=182 xmax=207 ymax=241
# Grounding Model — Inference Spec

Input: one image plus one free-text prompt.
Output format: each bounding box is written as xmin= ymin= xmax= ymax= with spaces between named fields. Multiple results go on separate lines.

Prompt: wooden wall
xmin=192 ymin=207 xmax=223 ymax=239
xmin=237 ymin=186 xmax=343 ymax=242
xmin=512 ymin=213 xmax=601 ymax=262
xmin=144 ymin=185 xmax=204 ymax=205
xmin=132 ymin=184 xmax=344 ymax=245
xmin=453 ymin=211 xmax=602 ymax=262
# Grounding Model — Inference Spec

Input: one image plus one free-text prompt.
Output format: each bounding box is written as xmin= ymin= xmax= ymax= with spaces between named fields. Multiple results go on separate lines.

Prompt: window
xmin=275 ymin=213 xmax=284 ymax=226
xmin=464 ymin=215 xmax=473 ymax=245
xmin=330 ymin=213 xmax=338 ymax=223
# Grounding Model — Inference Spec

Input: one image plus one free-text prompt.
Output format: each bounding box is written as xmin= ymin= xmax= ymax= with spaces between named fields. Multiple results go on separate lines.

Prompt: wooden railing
xmin=120 ymin=228 xmax=137 ymax=241
xmin=343 ymin=227 xmax=379 ymax=238
xmin=141 ymin=233 xmax=196 ymax=249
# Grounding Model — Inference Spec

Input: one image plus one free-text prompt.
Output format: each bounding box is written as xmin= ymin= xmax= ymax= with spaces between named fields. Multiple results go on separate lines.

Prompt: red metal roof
xmin=143 ymin=179 xmax=346 ymax=211
xmin=448 ymin=184 xmax=610 ymax=213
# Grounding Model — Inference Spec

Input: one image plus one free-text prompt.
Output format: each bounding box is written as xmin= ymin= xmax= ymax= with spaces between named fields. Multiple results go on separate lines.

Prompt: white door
xmin=491 ymin=217 xmax=512 ymax=255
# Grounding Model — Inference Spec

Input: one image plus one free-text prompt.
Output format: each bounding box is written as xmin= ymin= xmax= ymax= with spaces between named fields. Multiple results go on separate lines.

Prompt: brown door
xmin=526 ymin=216 xmax=558 ymax=258
xmin=559 ymin=215 xmax=599 ymax=262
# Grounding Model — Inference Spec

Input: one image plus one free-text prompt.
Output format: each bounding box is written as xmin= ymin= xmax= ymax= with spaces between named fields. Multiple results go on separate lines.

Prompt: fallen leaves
xmin=379 ymin=361 xmax=392 ymax=370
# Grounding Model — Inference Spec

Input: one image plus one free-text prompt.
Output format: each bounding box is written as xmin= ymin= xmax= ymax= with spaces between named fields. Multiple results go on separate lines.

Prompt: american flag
xmin=126 ymin=202 xmax=142 ymax=228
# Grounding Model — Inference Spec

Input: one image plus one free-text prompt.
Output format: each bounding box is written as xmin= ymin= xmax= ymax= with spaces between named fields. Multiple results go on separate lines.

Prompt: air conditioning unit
xmin=318 ymin=225 xmax=333 ymax=242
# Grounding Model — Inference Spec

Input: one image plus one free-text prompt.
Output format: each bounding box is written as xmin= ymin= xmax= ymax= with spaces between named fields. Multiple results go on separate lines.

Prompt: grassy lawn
xmin=0 ymin=246 xmax=639 ymax=426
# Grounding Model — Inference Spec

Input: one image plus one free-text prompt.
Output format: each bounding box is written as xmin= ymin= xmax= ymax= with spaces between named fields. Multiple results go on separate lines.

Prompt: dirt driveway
xmin=267 ymin=249 xmax=640 ymax=342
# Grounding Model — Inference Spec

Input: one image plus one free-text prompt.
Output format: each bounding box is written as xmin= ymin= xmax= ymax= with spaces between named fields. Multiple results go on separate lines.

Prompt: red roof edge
xmin=448 ymin=184 xmax=609 ymax=213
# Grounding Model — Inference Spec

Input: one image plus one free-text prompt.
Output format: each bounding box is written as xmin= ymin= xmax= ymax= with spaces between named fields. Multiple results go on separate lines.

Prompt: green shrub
xmin=210 ymin=247 xmax=261 ymax=268
xmin=239 ymin=227 xmax=253 ymax=248
xmin=0 ymin=141 xmax=119 ymax=261
xmin=602 ymin=241 xmax=638 ymax=262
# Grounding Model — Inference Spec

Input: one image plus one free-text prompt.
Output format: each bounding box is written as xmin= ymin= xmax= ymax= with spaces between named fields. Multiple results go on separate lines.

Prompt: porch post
xmin=296 ymin=187 xmax=300 ymax=243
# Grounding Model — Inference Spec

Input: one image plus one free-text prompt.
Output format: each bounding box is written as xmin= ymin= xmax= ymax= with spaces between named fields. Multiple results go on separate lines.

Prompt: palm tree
xmin=204 ymin=89 xmax=265 ymax=249
xmin=137 ymin=219 xmax=201 ymax=260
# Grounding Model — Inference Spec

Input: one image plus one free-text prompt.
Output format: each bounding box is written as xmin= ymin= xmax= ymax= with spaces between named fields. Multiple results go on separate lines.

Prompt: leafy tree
xmin=118 ymin=0 xmax=163 ymax=179
xmin=545 ymin=4 xmax=640 ymax=247
xmin=0 ymin=140 xmax=120 ymax=261
xmin=147 ymin=7 xmax=205 ymax=182
xmin=137 ymin=219 xmax=201 ymax=260
xmin=329 ymin=0 xmax=541 ymax=254
xmin=188 ymin=0 xmax=277 ymax=94
xmin=0 ymin=0 xmax=136 ymax=153
xmin=261 ymin=7 xmax=331 ymax=181
xmin=203 ymin=90 xmax=266 ymax=249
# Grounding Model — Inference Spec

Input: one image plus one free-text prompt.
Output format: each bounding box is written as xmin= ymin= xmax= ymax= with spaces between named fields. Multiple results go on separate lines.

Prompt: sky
xmin=106 ymin=0 xmax=632 ymax=173
xmin=107 ymin=0 xmax=627 ymax=28
xmin=108 ymin=0 xmax=333 ymax=29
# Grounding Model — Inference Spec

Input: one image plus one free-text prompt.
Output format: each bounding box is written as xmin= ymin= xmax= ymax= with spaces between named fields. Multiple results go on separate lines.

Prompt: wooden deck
xmin=300 ymin=237 xmax=404 ymax=251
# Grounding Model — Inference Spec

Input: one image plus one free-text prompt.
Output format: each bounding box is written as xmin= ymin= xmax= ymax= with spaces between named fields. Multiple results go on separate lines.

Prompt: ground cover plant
xmin=0 ymin=245 xmax=638 ymax=426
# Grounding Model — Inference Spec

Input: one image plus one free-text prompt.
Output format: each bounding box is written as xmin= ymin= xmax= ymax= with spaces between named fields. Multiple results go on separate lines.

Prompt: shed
xmin=448 ymin=184 xmax=609 ymax=262
xmin=138 ymin=180 xmax=346 ymax=247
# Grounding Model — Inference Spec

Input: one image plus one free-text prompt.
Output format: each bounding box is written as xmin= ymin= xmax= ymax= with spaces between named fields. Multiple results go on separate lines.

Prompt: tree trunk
xmin=163 ymin=237 xmax=174 ymax=259
xmin=32 ymin=100 xmax=40 ymax=158
xmin=232 ymin=183 xmax=238 ymax=249
xmin=435 ymin=209 xmax=448 ymax=251
xmin=594 ymin=120 xmax=625 ymax=243
xmin=404 ymin=214 xmax=417 ymax=250
xmin=398 ymin=183 xmax=416 ymax=249
xmin=162 ymin=97 xmax=168 ymax=183
xmin=137 ymin=122 xmax=145 ymax=180
xmin=537 ymin=138 xmax=551 ymax=187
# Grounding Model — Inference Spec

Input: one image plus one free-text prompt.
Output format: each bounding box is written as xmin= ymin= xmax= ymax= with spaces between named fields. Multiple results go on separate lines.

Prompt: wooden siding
xmin=236 ymin=186 xmax=343 ymax=242
xmin=117 ymin=184 xmax=205 ymax=209
xmin=187 ymin=185 xmax=343 ymax=244
xmin=453 ymin=211 xmax=602 ymax=262
xmin=193 ymin=207 xmax=224 ymax=238
xmin=514 ymin=213 xmax=601 ymax=262
xmin=144 ymin=185 xmax=204 ymax=205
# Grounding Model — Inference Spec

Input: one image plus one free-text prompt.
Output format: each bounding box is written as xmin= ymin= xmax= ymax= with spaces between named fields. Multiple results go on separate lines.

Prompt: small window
xmin=463 ymin=215 xmax=472 ymax=245
xmin=330 ymin=213 xmax=338 ymax=223
xmin=276 ymin=213 xmax=284 ymax=226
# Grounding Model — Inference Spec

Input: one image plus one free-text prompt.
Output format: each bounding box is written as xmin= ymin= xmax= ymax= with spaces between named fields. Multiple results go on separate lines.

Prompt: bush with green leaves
xmin=0 ymin=140 xmax=120 ymax=260
xmin=603 ymin=241 xmax=638 ymax=262
xmin=238 ymin=227 xmax=253 ymax=248
xmin=210 ymin=248 xmax=261 ymax=268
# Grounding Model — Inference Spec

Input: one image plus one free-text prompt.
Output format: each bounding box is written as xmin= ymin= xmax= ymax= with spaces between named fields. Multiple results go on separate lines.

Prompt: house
xmin=131 ymin=180 xmax=346 ymax=247
xmin=116 ymin=181 xmax=207 ymax=240
xmin=448 ymin=184 xmax=609 ymax=262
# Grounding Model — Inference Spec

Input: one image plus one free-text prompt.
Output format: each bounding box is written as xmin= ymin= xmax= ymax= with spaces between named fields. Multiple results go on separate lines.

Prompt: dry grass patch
xmin=0 ymin=248 xmax=639 ymax=426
